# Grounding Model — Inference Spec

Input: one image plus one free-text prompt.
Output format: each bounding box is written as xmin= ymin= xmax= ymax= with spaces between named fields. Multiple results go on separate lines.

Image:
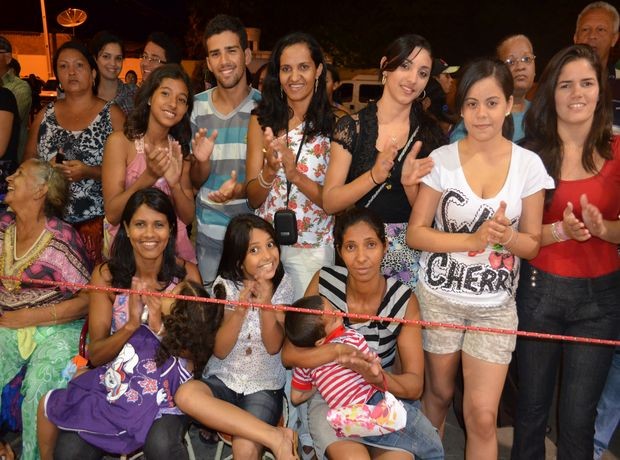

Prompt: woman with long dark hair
xmin=102 ymin=64 xmax=196 ymax=262
xmin=245 ymin=32 xmax=335 ymax=300
xmin=53 ymin=188 xmax=202 ymax=459
xmin=89 ymin=31 xmax=136 ymax=116
xmin=511 ymin=44 xmax=620 ymax=460
xmin=408 ymin=58 xmax=552 ymax=459
xmin=322 ymin=34 xmax=445 ymax=290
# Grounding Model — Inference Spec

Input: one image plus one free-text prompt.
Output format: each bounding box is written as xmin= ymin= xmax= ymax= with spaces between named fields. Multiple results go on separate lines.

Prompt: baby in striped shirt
xmin=284 ymin=295 xmax=444 ymax=459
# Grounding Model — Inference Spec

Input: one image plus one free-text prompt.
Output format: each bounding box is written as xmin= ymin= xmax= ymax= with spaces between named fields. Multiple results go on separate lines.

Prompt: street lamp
xmin=40 ymin=0 xmax=52 ymax=79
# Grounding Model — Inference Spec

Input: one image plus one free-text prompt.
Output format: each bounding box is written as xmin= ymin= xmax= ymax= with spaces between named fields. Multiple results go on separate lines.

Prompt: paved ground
xmin=3 ymin=403 xmax=618 ymax=459
xmin=181 ymin=405 xmax=620 ymax=459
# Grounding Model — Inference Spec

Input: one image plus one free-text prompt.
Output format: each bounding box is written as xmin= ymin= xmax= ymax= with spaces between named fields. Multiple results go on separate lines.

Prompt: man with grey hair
xmin=575 ymin=2 xmax=620 ymax=132
xmin=574 ymin=1 xmax=619 ymax=78
xmin=575 ymin=5 xmax=620 ymax=458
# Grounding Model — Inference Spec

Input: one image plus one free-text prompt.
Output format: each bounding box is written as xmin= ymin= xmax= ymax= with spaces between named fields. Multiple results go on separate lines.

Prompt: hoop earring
xmin=417 ymin=89 xmax=427 ymax=100
xmin=381 ymin=73 xmax=387 ymax=85
xmin=280 ymin=86 xmax=284 ymax=98
xmin=314 ymin=78 xmax=318 ymax=92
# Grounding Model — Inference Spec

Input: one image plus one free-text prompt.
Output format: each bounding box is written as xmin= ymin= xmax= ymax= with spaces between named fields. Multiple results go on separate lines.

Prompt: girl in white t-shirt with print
xmin=407 ymin=58 xmax=554 ymax=459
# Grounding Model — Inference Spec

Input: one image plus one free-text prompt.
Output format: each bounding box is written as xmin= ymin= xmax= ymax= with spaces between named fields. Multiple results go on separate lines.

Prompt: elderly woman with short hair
xmin=0 ymin=159 xmax=91 ymax=460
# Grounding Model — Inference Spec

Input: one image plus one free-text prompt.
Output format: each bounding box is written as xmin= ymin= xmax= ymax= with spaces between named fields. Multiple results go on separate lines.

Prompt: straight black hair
xmin=255 ymin=32 xmax=334 ymax=139
xmin=215 ymin=214 xmax=285 ymax=297
xmin=284 ymin=295 xmax=328 ymax=348
xmin=522 ymin=44 xmax=612 ymax=207
xmin=455 ymin=57 xmax=515 ymax=141
xmin=108 ymin=188 xmax=186 ymax=289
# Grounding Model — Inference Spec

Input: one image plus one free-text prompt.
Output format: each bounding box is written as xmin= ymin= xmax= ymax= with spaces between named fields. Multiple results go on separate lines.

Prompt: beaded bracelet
xmin=551 ymin=221 xmax=568 ymax=242
xmin=555 ymin=221 xmax=569 ymax=241
xmin=257 ymin=169 xmax=275 ymax=189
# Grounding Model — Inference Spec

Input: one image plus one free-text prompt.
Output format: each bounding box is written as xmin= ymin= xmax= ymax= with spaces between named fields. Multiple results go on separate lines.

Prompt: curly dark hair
xmin=203 ymin=14 xmax=248 ymax=50
xmin=156 ymin=280 xmax=223 ymax=376
xmin=124 ymin=64 xmax=194 ymax=155
xmin=107 ymin=188 xmax=186 ymax=289
xmin=255 ymin=32 xmax=334 ymax=139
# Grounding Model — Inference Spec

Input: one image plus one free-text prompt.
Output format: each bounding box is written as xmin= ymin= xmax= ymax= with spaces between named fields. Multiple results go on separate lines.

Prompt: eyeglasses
xmin=141 ymin=53 xmax=166 ymax=65
xmin=504 ymin=56 xmax=536 ymax=67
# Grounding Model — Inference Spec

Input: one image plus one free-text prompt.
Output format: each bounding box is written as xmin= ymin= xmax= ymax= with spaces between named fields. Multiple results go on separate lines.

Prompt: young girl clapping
xmin=201 ymin=213 xmax=294 ymax=459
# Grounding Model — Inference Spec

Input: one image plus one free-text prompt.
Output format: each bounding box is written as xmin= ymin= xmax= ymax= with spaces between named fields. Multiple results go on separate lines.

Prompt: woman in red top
xmin=512 ymin=44 xmax=620 ymax=460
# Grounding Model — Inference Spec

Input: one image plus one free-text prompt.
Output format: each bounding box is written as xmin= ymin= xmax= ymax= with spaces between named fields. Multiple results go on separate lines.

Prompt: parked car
xmin=40 ymin=78 xmax=60 ymax=103
xmin=333 ymin=74 xmax=383 ymax=113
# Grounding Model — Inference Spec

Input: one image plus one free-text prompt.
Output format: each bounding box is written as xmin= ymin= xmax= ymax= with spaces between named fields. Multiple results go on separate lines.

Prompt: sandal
xmin=274 ymin=428 xmax=300 ymax=460
xmin=197 ymin=427 xmax=219 ymax=444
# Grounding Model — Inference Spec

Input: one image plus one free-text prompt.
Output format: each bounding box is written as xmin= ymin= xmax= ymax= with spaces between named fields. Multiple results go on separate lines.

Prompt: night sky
xmin=2 ymin=0 xmax=617 ymax=72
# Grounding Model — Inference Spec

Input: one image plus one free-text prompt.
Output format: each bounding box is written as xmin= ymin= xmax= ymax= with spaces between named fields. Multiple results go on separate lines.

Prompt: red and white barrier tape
xmin=3 ymin=275 xmax=619 ymax=347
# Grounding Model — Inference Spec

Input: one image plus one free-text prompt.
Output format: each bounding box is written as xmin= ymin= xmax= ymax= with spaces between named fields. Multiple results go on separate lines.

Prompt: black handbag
xmin=274 ymin=131 xmax=306 ymax=245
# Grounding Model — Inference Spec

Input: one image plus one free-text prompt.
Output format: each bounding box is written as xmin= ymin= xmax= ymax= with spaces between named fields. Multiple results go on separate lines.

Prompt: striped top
xmin=292 ymin=325 xmax=378 ymax=408
xmin=191 ymin=88 xmax=261 ymax=242
xmin=318 ymin=265 xmax=411 ymax=371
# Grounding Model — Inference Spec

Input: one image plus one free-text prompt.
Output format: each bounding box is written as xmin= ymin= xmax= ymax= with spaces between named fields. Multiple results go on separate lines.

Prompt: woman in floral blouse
xmin=246 ymin=32 xmax=335 ymax=299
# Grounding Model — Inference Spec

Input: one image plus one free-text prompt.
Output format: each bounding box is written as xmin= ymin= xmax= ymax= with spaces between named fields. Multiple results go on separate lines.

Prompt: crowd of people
xmin=0 ymin=2 xmax=618 ymax=459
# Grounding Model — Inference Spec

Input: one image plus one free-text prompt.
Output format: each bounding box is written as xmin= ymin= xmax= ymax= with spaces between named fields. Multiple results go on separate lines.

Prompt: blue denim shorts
xmin=202 ymin=375 xmax=284 ymax=426
xmin=360 ymin=392 xmax=444 ymax=460
xmin=308 ymin=392 xmax=444 ymax=460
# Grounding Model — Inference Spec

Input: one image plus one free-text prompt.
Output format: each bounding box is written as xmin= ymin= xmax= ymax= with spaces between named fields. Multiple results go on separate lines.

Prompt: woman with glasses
xmin=140 ymin=32 xmax=181 ymax=82
xmin=90 ymin=31 xmax=136 ymax=116
xmin=450 ymin=34 xmax=536 ymax=143
xmin=23 ymin=40 xmax=125 ymax=267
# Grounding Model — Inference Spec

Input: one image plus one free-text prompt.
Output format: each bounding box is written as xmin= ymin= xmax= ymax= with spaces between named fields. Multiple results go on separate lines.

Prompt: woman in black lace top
xmin=323 ymin=34 xmax=446 ymax=289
